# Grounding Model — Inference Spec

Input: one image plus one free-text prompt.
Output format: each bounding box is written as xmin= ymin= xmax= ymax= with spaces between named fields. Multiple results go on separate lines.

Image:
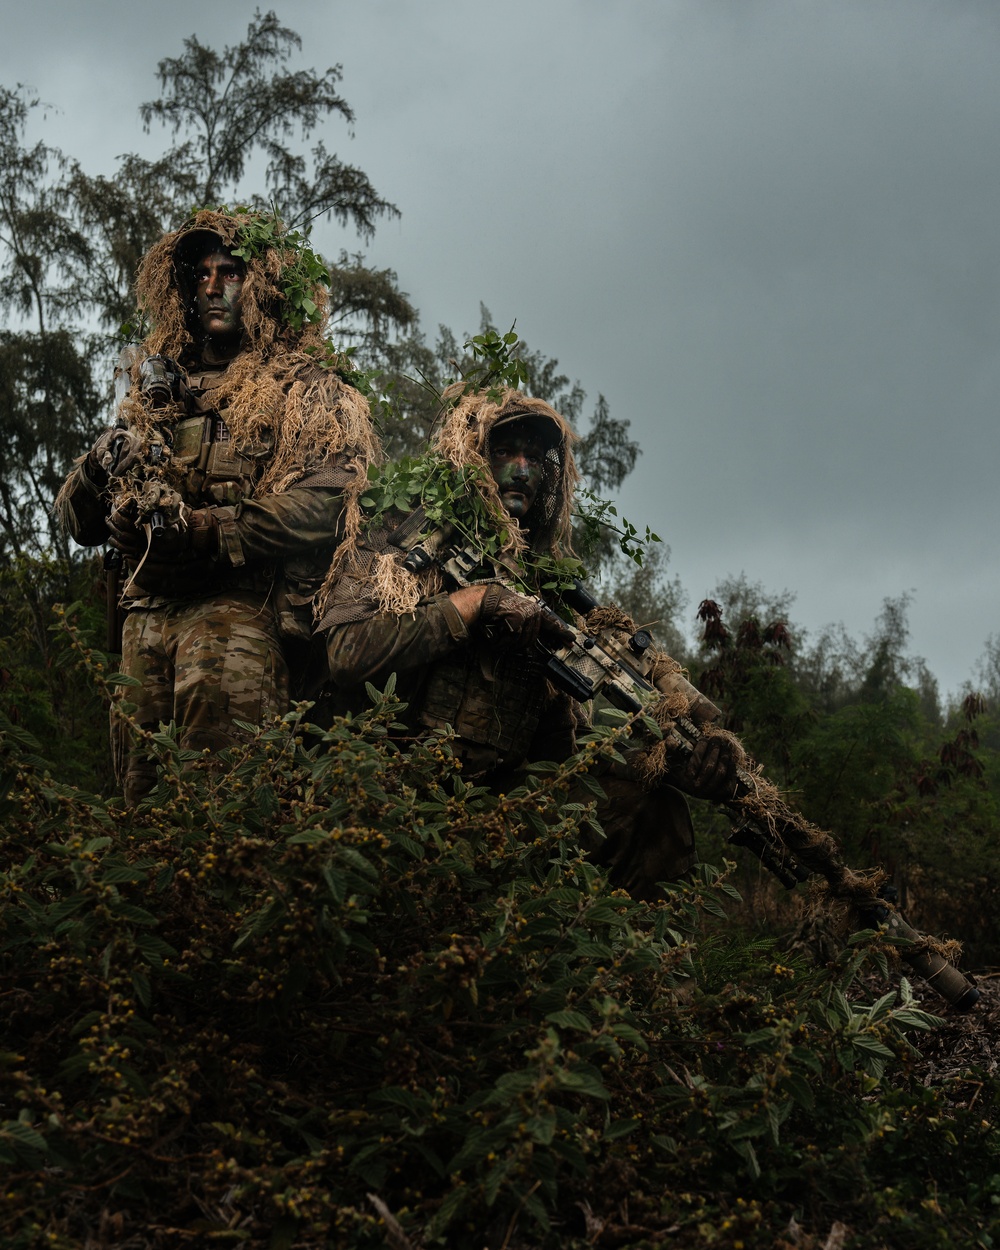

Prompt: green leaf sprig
xmin=574 ymin=485 xmax=661 ymax=566
xmin=226 ymin=205 xmax=331 ymax=332
xmin=462 ymin=325 xmax=530 ymax=402
xmin=360 ymin=452 xmax=587 ymax=595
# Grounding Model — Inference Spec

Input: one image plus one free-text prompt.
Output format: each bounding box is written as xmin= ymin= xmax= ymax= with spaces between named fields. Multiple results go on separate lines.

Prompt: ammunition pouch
xmin=419 ymin=645 xmax=549 ymax=768
xmin=170 ymin=415 xmax=263 ymax=508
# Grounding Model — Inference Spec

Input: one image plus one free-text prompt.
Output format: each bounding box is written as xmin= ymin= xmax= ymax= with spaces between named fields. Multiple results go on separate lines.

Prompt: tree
xmin=969 ymin=632 xmax=1000 ymax=708
xmin=326 ymin=250 xmax=420 ymax=366
xmin=138 ymin=9 xmax=398 ymax=235
xmin=0 ymin=87 xmax=100 ymax=561
xmin=63 ymin=152 xmax=196 ymax=340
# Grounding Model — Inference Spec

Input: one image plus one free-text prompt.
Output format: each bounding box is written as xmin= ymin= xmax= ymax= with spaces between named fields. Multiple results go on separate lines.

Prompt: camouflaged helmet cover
xmin=123 ymin=209 xmax=379 ymax=498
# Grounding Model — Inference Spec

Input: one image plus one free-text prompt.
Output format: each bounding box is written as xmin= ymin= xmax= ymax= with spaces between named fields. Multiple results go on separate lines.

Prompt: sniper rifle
xmin=387 ymin=512 xmax=980 ymax=1011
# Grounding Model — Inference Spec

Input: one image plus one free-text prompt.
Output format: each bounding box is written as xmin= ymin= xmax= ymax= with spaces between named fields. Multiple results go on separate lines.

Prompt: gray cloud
xmin=3 ymin=0 xmax=998 ymax=693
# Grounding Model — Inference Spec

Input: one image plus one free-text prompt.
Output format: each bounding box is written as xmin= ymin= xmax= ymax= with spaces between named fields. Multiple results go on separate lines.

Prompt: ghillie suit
xmin=318 ymin=388 xmax=577 ymax=619
xmin=316 ymin=390 xmax=718 ymax=898
xmin=57 ymin=209 xmax=379 ymax=803
xmin=317 ymin=390 xmax=578 ymax=770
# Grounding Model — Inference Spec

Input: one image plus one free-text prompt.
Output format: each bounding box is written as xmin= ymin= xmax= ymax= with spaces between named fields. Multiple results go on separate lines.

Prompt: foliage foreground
xmin=1 ymin=678 xmax=999 ymax=1250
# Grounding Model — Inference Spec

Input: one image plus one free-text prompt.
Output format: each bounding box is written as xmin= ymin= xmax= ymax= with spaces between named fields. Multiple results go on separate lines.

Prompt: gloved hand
xmin=86 ymin=428 xmax=145 ymax=485
xmin=147 ymin=506 xmax=220 ymax=561
xmin=479 ymin=584 xmax=544 ymax=647
xmin=106 ymin=498 xmax=145 ymax=558
xmin=107 ymin=502 xmax=220 ymax=562
xmin=676 ymin=732 xmax=740 ymax=801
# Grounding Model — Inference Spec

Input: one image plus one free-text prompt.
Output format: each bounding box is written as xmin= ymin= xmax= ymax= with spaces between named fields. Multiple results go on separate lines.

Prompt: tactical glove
xmin=106 ymin=499 xmax=145 ymax=558
xmin=478 ymin=584 xmax=542 ymax=646
xmin=147 ymin=507 xmax=220 ymax=561
xmin=86 ymin=428 xmax=145 ymax=486
xmin=675 ymin=733 xmax=739 ymax=801
xmin=478 ymin=585 xmax=575 ymax=649
xmin=107 ymin=502 xmax=220 ymax=562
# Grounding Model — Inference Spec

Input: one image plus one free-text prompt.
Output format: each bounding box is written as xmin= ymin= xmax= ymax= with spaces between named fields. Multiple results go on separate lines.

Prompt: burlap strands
xmin=123 ymin=209 xmax=380 ymax=508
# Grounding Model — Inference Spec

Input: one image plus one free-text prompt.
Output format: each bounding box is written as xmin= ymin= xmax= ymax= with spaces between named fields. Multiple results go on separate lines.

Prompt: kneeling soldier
xmin=314 ymin=389 xmax=738 ymax=898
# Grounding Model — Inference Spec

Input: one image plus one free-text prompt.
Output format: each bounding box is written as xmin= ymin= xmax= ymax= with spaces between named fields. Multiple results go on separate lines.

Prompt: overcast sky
xmin=3 ymin=0 xmax=998 ymax=698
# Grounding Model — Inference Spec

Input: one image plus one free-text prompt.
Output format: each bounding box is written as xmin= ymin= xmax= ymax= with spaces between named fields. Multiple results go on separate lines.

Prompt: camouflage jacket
xmin=60 ymin=354 xmax=361 ymax=632
xmin=320 ymin=569 xmax=578 ymax=782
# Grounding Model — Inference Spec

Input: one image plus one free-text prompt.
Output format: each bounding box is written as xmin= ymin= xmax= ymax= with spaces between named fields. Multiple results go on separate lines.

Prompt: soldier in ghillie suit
xmin=314 ymin=389 xmax=738 ymax=898
xmin=57 ymin=208 xmax=379 ymax=804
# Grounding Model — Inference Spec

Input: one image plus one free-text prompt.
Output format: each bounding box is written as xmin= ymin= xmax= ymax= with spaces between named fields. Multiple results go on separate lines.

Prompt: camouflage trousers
xmin=113 ymin=591 xmax=289 ymax=805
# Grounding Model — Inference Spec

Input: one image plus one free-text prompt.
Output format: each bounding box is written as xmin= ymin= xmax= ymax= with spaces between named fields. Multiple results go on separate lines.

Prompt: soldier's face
xmin=490 ymin=428 xmax=546 ymax=521
xmin=194 ymin=249 xmax=246 ymax=340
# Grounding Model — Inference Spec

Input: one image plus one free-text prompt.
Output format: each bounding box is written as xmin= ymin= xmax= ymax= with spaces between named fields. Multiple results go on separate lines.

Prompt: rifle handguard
xmin=727 ymin=817 xmax=810 ymax=889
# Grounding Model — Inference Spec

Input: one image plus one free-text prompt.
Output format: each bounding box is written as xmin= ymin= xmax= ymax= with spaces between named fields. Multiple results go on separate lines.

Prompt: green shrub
xmin=1 ymin=652 xmax=998 ymax=1250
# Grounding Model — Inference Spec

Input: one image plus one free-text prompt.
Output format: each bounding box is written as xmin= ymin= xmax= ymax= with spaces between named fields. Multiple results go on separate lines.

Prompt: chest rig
xmin=168 ymin=365 xmax=271 ymax=508
xmin=417 ymin=628 xmax=550 ymax=776
xmin=115 ymin=357 xmax=278 ymax=604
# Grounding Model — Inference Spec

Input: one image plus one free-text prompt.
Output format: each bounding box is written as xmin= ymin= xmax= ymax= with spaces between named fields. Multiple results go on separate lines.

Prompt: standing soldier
xmin=314 ymin=389 xmax=738 ymax=896
xmin=57 ymin=209 xmax=379 ymax=803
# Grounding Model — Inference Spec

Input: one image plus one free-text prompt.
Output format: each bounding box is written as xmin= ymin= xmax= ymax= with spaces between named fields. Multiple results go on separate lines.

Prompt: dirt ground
xmin=913 ymin=969 xmax=1000 ymax=1092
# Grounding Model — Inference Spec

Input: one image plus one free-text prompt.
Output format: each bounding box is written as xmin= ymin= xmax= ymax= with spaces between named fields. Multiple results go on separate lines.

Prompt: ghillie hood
xmin=136 ymin=208 xmax=331 ymax=359
xmin=317 ymin=389 xmax=578 ymax=621
xmin=122 ymin=208 xmax=379 ymax=498
xmin=433 ymin=388 xmax=578 ymax=561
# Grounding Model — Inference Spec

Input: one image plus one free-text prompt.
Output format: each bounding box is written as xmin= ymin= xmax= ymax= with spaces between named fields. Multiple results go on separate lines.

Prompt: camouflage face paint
xmin=194 ymin=250 xmax=246 ymax=340
xmin=489 ymin=430 xmax=545 ymax=521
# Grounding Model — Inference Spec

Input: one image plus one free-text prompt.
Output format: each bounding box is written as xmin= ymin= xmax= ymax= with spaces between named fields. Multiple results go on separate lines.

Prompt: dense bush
xmin=690 ymin=594 xmax=1000 ymax=968
xmin=1 ymin=632 xmax=998 ymax=1248
xmin=0 ymin=555 xmax=113 ymax=790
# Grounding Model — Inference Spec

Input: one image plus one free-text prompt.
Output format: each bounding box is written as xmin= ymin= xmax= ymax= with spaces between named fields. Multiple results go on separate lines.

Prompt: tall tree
xmin=138 ymin=8 xmax=398 ymax=234
xmin=0 ymin=87 xmax=100 ymax=561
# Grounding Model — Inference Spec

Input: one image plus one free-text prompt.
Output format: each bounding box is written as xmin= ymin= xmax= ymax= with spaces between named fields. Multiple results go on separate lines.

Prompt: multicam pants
xmin=113 ymin=591 xmax=289 ymax=805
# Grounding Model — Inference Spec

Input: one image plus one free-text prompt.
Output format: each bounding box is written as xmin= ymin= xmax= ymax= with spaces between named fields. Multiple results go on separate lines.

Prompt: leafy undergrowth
xmin=1 ymin=678 xmax=998 ymax=1249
